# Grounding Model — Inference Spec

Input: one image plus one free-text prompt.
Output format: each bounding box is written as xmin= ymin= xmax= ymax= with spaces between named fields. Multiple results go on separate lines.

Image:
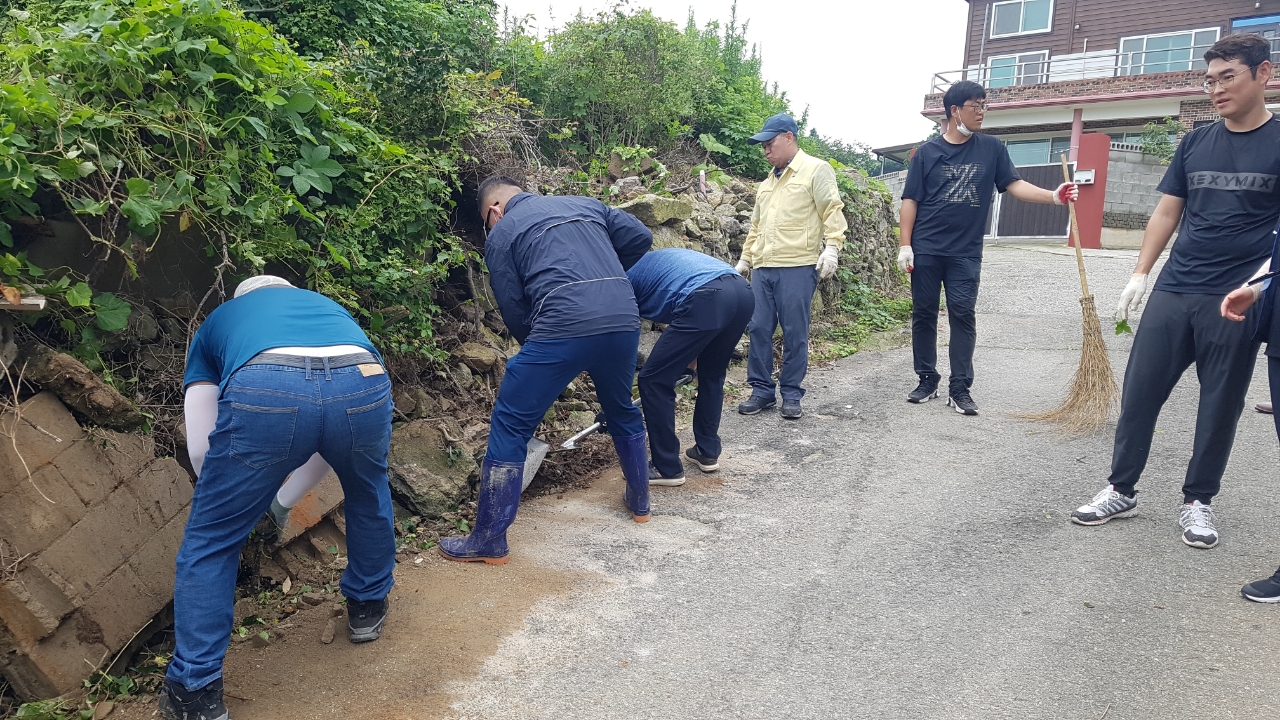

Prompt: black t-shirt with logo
xmin=1155 ymin=117 xmax=1280 ymax=294
xmin=902 ymin=133 xmax=1020 ymax=257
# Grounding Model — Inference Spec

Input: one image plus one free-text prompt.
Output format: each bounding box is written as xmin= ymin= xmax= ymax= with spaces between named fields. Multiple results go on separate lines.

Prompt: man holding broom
xmin=1071 ymin=34 xmax=1280 ymax=550
xmin=899 ymin=80 xmax=1076 ymax=415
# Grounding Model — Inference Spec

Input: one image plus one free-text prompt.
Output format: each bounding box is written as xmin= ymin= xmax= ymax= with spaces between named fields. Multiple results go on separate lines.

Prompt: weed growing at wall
xmin=0 ymin=0 xmax=471 ymax=358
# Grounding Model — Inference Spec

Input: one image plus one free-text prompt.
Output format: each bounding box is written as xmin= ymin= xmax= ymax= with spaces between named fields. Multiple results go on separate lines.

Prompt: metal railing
xmin=931 ymin=44 xmax=1216 ymax=94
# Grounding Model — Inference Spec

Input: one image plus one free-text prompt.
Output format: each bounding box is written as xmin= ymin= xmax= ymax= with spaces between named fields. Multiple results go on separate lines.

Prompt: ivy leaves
xmin=276 ymin=144 xmax=343 ymax=196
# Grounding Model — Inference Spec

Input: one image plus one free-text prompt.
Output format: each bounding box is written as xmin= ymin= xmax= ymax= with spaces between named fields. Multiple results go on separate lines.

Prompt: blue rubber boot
xmin=438 ymin=460 xmax=523 ymax=565
xmin=613 ymin=431 xmax=651 ymax=523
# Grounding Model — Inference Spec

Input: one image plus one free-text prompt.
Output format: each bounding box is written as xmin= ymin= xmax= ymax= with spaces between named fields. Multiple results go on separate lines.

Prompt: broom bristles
xmin=1018 ymin=295 xmax=1118 ymax=434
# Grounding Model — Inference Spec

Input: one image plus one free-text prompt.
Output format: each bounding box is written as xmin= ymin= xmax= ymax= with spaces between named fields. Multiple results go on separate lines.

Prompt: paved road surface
xmin=445 ymin=245 xmax=1280 ymax=719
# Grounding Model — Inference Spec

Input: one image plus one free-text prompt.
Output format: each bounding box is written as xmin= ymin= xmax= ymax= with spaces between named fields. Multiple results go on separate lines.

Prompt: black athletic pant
xmin=1271 ymin=357 xmax=1280 ymax=443
xmin=911 ymin=254 xmax=982 ymax=393
xmin=1108 ymin=290 xmax=1260 ymax=504
xmin=639 ymin=274 xmax=754 ymax=477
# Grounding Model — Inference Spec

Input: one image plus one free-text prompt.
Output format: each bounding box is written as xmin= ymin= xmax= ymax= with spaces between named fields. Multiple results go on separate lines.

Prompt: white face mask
xmin=956 ymin=120 xmax=974 ymax=137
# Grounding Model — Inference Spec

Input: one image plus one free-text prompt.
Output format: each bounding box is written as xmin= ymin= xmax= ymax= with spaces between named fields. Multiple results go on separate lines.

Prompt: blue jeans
xmin=746 ymin=265 xmax=819 ymax=402
xmin=167 ymin=362 xmax=396 ymax=691
xmin=911 ymin=254 xmax=982 ymax=393
xmin=487 ymin=331 xmax=644 ymax=463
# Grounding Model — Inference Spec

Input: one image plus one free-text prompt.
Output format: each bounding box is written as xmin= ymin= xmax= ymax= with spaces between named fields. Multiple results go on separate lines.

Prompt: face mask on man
xmin=955 ymin=120 xmax=974 ymax=137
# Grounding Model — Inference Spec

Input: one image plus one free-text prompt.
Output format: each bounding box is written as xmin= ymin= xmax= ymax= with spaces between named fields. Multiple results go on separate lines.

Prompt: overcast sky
xmin=496 ymin=0 xmax=969 ymax=150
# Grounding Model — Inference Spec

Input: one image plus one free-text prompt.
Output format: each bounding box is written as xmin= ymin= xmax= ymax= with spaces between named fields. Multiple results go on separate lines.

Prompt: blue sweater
xmin=626 ymin=248 xmax=739 ymax=324
xmin=485 ymin=193 xmax=652 ymax=343
xmin=184 ymin=287 xmax=379 ymax=390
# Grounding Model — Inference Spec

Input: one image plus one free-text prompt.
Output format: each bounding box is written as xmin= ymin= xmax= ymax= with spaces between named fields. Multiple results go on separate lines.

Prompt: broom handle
xmin=1060 ymin=154 xmax=1090 ymax=297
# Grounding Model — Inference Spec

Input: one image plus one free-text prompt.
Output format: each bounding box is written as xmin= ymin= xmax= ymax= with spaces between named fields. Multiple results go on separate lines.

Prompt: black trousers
xmin=638 ymin=274 xmax=754 ymax=477
xmin=1271 ymin=357 xmax=1280 ymax=442
xmin=1108 ymin=290 xmax=1260 ymax=504
xmin=911 ymin=254 xmax=982 ymax=393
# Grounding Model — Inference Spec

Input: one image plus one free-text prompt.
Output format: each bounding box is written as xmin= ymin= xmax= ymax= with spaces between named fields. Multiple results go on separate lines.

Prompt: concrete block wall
xmin=1103 ymin=149 xmax=1165 ymax=227
xmin=0 ymin=392 xmax=192 ymax=700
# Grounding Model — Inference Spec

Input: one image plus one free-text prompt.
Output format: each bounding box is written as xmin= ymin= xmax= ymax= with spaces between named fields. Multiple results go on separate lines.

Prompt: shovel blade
xmin=522 ymin=438 xmax=550 ymax=492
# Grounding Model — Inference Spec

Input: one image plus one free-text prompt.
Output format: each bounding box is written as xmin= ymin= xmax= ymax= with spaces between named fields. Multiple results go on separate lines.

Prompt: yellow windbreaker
xmin=740 ymin=149 xmax=848 ymax=268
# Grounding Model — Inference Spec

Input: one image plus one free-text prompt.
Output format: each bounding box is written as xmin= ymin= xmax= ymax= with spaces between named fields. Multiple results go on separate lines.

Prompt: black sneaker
xmin=907 ymin=377 xmax=939 ymax=404
xmin=675 ymin=369 xmax=697 ymax=388
xmin=685 ymin=446 xmax=719 ymax=472
xmin=347 ymin=597 xmax=388 ymax=643
xmin=1242 ymin=567 xmax=1280 ymax=602
xmin=159 ymin=678 xmax=229 ymax=720
xmin=738 ymin=396 xmax=776 ymax=415
xmin=780 ymin=400 xmax=802 ymax=419
xmin=946 ymin=390 xmax=978 ymax=415
xmin=648 ymin=462 xmax=686 ymax=487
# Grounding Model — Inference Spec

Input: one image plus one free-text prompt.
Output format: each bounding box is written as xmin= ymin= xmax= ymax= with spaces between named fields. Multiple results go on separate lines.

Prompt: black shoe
xmin=159 ymin=678 xmax=229 ymax=720
xmin=347 ymin=597 xmax=388 ymax=643
xmin=946 ymin=390 xmax=978 ymax=416
xmin=648 ymin=462 xmax=686 ymax=487
xmin=1242 ymin=567 xmax=1280 ymax=603
xmin=907 ymin=377 xmax=939 ymax=404
xmin=780 ymin=400 xmax=802 ymax=419
xmin=738 ymin=396 xmax=776 ymax=415
xmin=684 ymin=446 xmax=719 ymax=472
xmin=675 ymin=369 xmax=697 ymax=388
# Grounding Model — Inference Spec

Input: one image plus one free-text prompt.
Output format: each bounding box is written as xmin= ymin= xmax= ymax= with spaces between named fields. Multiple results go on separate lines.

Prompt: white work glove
xmin=1116 ymin=273 xmax=1148 ymax=320
xmin=735 ymin=258 xmax=751 ymax=275
xmin=1052 ymin=182 xmax=1079 ymax=205
xmin=816 ymin=245 xmax=839 ymax=279
xmin=897 ymin=246 xmax=914 ymax=273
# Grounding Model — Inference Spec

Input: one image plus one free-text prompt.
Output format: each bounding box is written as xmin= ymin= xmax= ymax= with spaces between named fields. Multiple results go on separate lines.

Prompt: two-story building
xmin=882 ymin=0 xmax=1280 ymax=247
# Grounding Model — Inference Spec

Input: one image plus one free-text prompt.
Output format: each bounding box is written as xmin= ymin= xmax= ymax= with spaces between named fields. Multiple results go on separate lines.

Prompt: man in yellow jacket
xmin=735 ymin=114 xmax=848 ymax=419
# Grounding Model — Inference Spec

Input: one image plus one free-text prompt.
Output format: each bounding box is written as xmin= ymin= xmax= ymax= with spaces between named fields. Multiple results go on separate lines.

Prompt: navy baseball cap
xmin=748 ymin=113 xmax=799 ymax=144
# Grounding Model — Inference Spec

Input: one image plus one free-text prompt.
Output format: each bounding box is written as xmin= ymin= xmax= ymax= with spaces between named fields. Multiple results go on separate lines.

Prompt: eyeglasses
xmin=1203 ymin=66 xmax=1259 ymax=93
xmin=962 ymin=101 xmax=989 ymax=112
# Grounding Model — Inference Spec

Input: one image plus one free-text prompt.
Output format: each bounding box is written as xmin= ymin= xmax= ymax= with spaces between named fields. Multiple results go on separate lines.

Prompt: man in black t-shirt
xmin=1072 ymin=34 xmax=1280 ymax=551
xmin=899 ymin=81 xmax=1076 ymax=415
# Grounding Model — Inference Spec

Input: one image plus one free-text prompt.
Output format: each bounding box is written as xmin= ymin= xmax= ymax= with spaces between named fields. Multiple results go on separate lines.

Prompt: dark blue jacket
xmin=485 ymin=193 xmax=653 ymax=343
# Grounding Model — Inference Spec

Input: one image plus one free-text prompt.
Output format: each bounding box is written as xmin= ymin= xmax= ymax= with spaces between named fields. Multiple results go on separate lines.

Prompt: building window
xmin=1119 ymin=28 xmax=1220 ymax=76
xmin=1108 ymin=131 xmax=1179 ymax=146
xmin=987 ymin=51 xmax=1049 ymax=87
xmin=1005 ymin=137 xmax=1072 ymax=166
xmin=991 ymin=0 xmax=1053 ymax=38
xmin=1231 ymin=15 xmax=1280 ymax=65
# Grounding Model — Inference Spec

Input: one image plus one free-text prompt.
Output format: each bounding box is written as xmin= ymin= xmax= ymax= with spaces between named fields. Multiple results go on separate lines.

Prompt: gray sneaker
xmin=1070 ymin=485 xmax=1138 ymax=526
xmin=1180 ymin=501 xmax=1219 ymax=549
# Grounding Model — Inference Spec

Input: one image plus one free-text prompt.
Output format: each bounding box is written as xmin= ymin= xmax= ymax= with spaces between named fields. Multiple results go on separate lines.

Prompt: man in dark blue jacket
xmin=1222 ymin=222 xmax=1280 ymax=601
xmin=438 ymin=176 xmax=653 ymax=565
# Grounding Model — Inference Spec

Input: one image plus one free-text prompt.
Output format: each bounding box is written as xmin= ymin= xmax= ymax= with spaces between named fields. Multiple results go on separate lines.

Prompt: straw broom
xmin=1020 ymin=155 xmax=1118 ymax=433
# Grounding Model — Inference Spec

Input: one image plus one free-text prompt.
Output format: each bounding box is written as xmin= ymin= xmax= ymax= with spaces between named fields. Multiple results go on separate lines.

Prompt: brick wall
xmin=1178 ymin=98 xmax=1219 ymax=130
xmin=0 ymin=392 xmax=192 ymax=700
xmin=924 ymin=70 xmax=1204 ymax=111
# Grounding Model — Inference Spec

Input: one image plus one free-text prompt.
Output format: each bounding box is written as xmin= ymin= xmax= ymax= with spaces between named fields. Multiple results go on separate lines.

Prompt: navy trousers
xmin=911 ymin=253 xmax=982 ymax=393
xmin=746 ymin=265 xmax=819 ymax=402
xmin=168 ymin=362 xmax=395 ymax=691
xmin=1107 ymin=290 xmax=1260 ymax=504
xmin=639 ymin=275 xmax=754 ymax=476
xmin=487 ymin=330 xmax=644 ymax=463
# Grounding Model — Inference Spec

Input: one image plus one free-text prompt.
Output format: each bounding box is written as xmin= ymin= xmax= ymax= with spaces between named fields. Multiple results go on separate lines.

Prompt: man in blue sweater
xmin=438 ymin=176 xmax=653 ymax=566
xmin=628 ymin=248 xmax=753 ymax=484
xmin=164 ymin=276 xmax=396 ymax=720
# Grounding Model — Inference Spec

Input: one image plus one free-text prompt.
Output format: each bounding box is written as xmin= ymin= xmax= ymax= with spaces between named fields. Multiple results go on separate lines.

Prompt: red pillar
xmin=1068 ymin=108 xmax=1084 ymax=162
xmin=1070 ymin=132 xmax=1109 ymax=250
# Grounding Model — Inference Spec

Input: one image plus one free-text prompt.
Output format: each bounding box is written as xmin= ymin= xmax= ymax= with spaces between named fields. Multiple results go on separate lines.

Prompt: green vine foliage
xmin=0 ymin=0 xmax=472 ymax=358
